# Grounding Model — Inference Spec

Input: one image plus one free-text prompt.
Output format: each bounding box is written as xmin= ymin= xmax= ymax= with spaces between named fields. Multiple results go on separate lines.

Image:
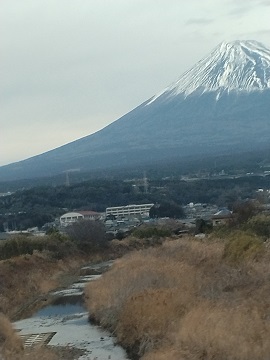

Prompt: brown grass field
xmin=85 ymin=235 xmax=270 ymax=360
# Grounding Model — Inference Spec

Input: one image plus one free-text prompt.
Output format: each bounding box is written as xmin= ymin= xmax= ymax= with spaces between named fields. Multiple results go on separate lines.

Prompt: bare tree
xmin=66 ymin=220 xmax=107 ymax=250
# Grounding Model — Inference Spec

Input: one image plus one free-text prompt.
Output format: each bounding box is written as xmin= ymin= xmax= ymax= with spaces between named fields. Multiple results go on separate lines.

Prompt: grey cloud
xmin=253 ymin=29 xmax=270 ymax=36
xmin=227 ymin=0 xmax=270 ymax=16
xmin=186 ymin=18 xmax=214 ymax=26
xmin=236 ymin=28 xmax=270 ymax=38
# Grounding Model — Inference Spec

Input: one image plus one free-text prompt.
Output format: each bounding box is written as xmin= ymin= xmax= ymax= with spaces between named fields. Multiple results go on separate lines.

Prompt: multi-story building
xmin=106 ymin=203 xmax=154 ymax=218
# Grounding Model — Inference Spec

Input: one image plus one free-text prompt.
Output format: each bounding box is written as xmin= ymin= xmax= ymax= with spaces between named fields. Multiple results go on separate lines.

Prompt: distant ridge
xmin=1 ymin=40 xmax=270 ymax=181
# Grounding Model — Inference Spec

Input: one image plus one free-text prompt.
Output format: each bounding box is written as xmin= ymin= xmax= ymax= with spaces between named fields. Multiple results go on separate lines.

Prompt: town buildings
xmin=60 ymin=210 xmax=102 ymax=227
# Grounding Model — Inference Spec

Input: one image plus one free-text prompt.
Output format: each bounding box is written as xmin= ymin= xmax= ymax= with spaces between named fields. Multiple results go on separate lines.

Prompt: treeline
xmin=0 ymin=175 xmax=269 ymax=230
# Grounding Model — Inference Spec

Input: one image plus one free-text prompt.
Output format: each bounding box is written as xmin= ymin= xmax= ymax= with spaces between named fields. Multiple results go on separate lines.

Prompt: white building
xmin=60 ymin=211 xmax=102 ymax=227
xmin=106 ymin=203 xmax=154 ymax=218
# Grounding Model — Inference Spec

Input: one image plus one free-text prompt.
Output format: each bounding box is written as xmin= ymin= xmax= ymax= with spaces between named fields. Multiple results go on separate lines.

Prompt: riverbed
xmin=13 ymin=261 xmax=128 ymax=360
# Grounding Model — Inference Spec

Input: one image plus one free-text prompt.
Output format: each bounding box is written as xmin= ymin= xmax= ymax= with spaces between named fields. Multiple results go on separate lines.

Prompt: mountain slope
xmin=1 ymin=40 xmax=270 ymax=181
xmin=147 ymin=40 xmax=270 ymax=103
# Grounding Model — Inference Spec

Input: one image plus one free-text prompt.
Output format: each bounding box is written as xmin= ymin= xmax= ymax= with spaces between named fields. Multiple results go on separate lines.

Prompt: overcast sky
xmin=1 ymin=0 xmax=270 ymax=166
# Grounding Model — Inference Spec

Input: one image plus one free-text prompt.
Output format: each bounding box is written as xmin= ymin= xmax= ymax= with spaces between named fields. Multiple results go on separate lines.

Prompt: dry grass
xmin=0 ymin=313 xmax=23 ymax=357
xmin=0 ymin=313 xmax=61 ymax=359
xmin=85 ymin=249 xmax=197 ymax=331
xmin=109 ymin=235 xmax=165 ymax=256
xmin=0 ymin=243 xmax=113 ymax=359
xmin=144 ymin=300 xmax=270 ymax=360
xmin=173 ymin=301 xmax=270 ymax=360
xmin=0 ymin=251 xmax=101 ymax=318
xmin=85 ymin=236 xmax=270 ymax=359
xmin=117 ymin=288 xmax=190 ymax=356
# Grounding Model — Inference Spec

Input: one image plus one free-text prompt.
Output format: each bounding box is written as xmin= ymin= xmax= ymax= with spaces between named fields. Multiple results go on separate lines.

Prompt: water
xmin=32 ymin=294 xmax=85 ymax=317
xmin=14 ymin=261 xmax=129 ymax=360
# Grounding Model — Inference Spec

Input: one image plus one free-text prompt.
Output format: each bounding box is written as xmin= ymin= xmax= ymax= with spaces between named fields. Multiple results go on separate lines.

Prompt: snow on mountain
xmin=1 ymin=40 xmax=270 ymax=181
xmin=147 ymin=40 xmax=270 ymax=105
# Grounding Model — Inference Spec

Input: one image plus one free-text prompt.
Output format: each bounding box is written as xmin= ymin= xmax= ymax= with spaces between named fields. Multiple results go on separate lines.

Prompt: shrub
xmin=143 ymin=302 xmax=270 ymax=360
xmin=245 ymin=214 xmax=270 ymax=238
xmin=66 ymin=220 xmax=108 ymax=251
xmin=132 ymin=225 xmax=172 ymax=239
xmin=210 ymin=224 xmax=233 ymax=239
xmin=85 ymin=247 xmax=196 ymax=336
xmin=232 ymin=200 xmax=259 ymax=224
xmin=0 ymin=234 xmax=76 ymax=260
xmin=174 ymin=302 xmax=270 ymax=360
xmin=117 ymin=288 xmax=188 ymax=356
xmin=0 ymin=236 xmax=39 ymax=260
xmin=45 ymin=234 xmax=77 ymax=259
xmin=195 ymin=218 xmax=213 ymax=234
xmin=223 ymin=231 xmax=264 ymax=262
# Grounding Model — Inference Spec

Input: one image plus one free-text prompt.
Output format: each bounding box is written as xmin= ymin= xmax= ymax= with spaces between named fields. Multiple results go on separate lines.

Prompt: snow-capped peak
xmin=146 ymin=40 xmax=270 ymax=105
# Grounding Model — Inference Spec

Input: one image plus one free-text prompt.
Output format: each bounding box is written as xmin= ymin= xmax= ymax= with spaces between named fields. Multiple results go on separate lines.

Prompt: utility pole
xmin=143 ymin=171 xmax=148 ymax=194
xmin=65 ymin=171 xmax=70 ymax=187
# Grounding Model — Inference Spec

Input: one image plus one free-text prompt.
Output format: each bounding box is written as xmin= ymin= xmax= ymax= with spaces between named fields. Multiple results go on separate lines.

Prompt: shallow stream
xmin=14 ymin=261 xmax=128 ymax=360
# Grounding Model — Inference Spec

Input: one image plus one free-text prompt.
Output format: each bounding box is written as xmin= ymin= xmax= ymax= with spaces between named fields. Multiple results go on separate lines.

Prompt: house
xmin=212 ymin=209 xmax=233 ymax=227
xmin=60 ymin=211 xmax=102 ymax=227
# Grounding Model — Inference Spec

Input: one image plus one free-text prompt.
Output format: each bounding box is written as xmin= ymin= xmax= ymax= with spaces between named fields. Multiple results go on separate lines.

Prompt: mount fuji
xmin=1 ymin=40 xmax=270 ymax=181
